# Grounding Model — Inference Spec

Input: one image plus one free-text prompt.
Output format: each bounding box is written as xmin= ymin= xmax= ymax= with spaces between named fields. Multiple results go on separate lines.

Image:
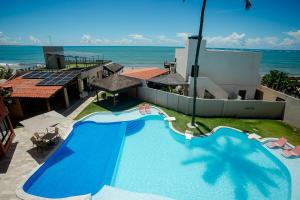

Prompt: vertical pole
xmin=46 ymin=99 xmax=51 ymax=111
xmin=96 ymin=89 xmax=99 ymax=101
xmin=113 ymin=94 xmax=116 ymax=106
xmin=191 ymin=0 xmax=207 ymax=126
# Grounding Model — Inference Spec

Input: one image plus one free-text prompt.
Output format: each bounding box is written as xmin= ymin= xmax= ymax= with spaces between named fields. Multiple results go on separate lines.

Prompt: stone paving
xmin=0 ymin=96 xmax=95 ymax=200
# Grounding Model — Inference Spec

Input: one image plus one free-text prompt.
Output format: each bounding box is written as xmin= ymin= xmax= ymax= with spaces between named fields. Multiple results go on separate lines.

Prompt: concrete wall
xmin=176 ymin=39 xmax=261 ymax=99
xmin=257 ymin=85 xmax=300 ymax=129
xmin=284 ymin=97 xmax=300 ymax=129
xmin=43 ymin=46 xmax=66 ymax=69
xmin=188 ymin=76 xmax=229 ymax=99
xmin=257 ymin=85 xmax=290 ymax=101
xmin=137 ymin=86 xmax=285 ymax=119
xmin=80 ymin=65 xmax=103 ymax=86
xmin=175 ymin=48 xmax=187 ymax=79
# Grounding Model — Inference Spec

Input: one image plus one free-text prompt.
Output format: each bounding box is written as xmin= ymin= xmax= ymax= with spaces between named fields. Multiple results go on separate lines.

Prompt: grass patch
xmin=74 ymin=98 xmax=300 ymax=145
xmin=74 ymin=96 xmax=142 ymax=120
xmin=160 ymin=106 xmax=300 ymax=145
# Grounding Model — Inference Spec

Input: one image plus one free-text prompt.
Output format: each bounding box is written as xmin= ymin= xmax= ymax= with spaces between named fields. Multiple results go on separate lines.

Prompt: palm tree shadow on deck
xmin=182 ymin=137 xmax=286 ymax=199
xmin=95 ymin=96 xmax=143 ymax=112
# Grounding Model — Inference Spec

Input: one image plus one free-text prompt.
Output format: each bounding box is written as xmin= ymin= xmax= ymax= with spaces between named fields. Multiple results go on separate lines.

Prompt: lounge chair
xmin=282 ymin=146 xmax=300 ymax=158
xmin=164 ymin=117 xmax=176 ymax=122
xmin=185 ymin=130 xmax=193 ymax=140
xmin=139 ymin=104 xmax=146 ymax=115
xmin=30 ymin=136 xmax=48 ymax=152
xmin=145 ymin=104 xmax=151 ymax=114
xmin=266 ymin=137 xmax=287 ymax=148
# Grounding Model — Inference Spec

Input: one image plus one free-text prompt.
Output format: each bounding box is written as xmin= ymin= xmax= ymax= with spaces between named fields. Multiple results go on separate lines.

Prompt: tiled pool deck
xmin=0 ymin=127 xmax=59 ymax=200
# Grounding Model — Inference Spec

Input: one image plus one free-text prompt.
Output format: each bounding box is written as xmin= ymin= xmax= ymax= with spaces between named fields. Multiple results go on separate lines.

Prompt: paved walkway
xmin=65 ymin=96 xmax=95 ymax=119
xmin=0 ymin=96 xmax=95 ymax=200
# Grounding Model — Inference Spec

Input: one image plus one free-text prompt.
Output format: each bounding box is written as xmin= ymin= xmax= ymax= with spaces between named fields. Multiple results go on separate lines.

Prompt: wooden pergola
xmin=91 ymin=74 xmax=142 ymax=105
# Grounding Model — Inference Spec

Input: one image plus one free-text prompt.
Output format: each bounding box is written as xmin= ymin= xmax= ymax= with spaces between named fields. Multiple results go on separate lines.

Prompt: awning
xmin=148 ymin=73 xmax=188 ymax=86
xmin=20 ymin=111 xmax=73 ymax=133
xmin=91 ymin=74 xmax=142 ymax=94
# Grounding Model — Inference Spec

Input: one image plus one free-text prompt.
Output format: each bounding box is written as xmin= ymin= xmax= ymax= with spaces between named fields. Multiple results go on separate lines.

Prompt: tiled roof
xmin=0 ymin=77 xmax=63 ymax=98
xmin=122 ymin=67 xmax=168 ymax=80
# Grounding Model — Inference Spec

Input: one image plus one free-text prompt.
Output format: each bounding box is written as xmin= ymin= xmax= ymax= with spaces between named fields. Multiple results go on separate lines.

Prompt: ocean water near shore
xmin=0 ymin=45 xmax=300 ymax=75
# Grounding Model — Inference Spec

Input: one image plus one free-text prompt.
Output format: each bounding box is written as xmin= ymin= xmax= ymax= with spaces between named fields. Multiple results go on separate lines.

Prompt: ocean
xmin=0 ymin=45 xmax=300 ymax=75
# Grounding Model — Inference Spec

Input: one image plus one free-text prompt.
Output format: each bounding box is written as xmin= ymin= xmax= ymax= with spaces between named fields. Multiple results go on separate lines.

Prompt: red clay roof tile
xmin=122 ymin=67 xmax=168 ymax=80
xmin=0 ymin=77 xmax=62 ymax=98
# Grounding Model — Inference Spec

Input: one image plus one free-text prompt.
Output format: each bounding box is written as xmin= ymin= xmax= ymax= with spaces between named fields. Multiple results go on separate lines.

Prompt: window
xmin=204 ymin=89 xmax=215 ymax=99
xmin=276 ymin=97 xmax=285 ymax=102
xmin=0 ymin=118 xmax=11 ymax=145
xmin=238 ymin=90 xmax=247 ymax=100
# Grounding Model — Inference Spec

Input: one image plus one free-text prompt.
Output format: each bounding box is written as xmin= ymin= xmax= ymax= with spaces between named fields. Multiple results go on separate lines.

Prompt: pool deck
xmin=262 ymin=141 xmax=300 ymax=200
xmin=1 ymin=106 xmax=300 ymax=200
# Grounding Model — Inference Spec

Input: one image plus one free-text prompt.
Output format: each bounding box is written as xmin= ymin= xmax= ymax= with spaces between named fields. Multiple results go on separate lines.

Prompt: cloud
xmin=156 ymin=35 xmax=180 ymax=44
xmin=29 ymin=35 xmax=41 ymax=44
xmin=177 ymin=32 xmax=191 ymax=40
xmin=245 ymin=36 xmax=278 ymax=48
xmin=206 ymin=32 xmax=246 ymax=47
xmin=81 ymin=34 xmax=92 ymax=43
xmin=205 ymin=30 xmax=300 ymax=49
xmin=0 ymin=32 xmax=20 ymax=45
xmin=128 ymin=34 xmax=151 ymax=41
xmin=287 ymin=30 xmax=300 ymax=41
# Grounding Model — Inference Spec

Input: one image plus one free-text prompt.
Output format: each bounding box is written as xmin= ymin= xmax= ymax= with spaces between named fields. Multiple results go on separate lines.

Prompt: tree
xmin=261 ymin=70 xmax=290 ymax=91
xmin=0 ymin=66 xmax=13 ymax=79
xmin=183 ymin=0 xmax=252 ymax=126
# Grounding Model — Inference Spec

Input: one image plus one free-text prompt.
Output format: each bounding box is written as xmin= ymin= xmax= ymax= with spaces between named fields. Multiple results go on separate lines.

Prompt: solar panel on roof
xmin=36 ymin=70 xmax=80 ymax=86
xmin=23 ymin=71 xmax=56 ymax=79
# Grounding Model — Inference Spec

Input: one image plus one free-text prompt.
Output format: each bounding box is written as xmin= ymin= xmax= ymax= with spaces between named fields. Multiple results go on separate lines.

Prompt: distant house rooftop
xmin=148 ymin=73 xmax=188 ymax=86
xmin=1 ymin=77 xmax=62 ymax=98
xmin=91 ymin=74 xmax=142 ymax=94
xmin=122 ymin=67 xmax=168 ymax=80
xmin=103 ymin=63 xmax=124 ymax=73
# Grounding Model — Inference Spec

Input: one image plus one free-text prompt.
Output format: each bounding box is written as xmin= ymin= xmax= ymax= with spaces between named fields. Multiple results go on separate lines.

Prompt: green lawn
xmin=74 ymin=98 xmax=300 ymax=145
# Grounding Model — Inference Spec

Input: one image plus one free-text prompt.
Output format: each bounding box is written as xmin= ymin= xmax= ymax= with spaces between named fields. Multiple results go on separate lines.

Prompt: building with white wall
xmin=175 ymin=37 xmax=261 ymax=99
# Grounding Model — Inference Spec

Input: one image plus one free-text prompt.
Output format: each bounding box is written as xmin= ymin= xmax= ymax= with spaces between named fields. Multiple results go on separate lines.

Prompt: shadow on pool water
xmin=182 ymin=134 xmax=283 ymax=200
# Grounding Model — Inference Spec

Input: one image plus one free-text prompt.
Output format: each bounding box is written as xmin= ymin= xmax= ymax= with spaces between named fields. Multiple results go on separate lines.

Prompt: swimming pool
xmin=21 ymin=108 xmax=291 ymax=200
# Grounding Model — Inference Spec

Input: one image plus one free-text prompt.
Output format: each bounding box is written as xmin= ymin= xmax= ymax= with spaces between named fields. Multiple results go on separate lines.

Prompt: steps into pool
xmin=93 ymin=186 xmax=173 ymax=200
xmin=126 ymin=120 xmax=145 ymax=136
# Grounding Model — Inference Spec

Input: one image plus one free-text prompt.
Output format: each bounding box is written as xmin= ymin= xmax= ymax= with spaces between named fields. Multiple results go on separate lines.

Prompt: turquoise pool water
xmin=23 ymin=110 xmax=291 ymax=200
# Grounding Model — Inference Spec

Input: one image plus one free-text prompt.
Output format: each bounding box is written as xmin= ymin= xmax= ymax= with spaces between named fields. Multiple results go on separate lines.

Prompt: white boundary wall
xmin=137 ymin=87 xmax=285 ymax=119
xmin=257 ymin=85 xmax=300 ymax=129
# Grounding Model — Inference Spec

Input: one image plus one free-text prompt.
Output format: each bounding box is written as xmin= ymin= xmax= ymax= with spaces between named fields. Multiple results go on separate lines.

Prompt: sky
xmin=0 ymin=0 xmax=300 ymax=49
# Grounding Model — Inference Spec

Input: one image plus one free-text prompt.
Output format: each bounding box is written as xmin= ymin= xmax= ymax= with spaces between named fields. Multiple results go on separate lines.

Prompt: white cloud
xmin=176 ymin=32 xmax=191 ymax=40
xmin=279 ymin=38 xmax=295 ymax=46
xmin=29 ymin=35 xmax=40 ymax=44
xmin=287 ymin=30 xmax=300 ymax=41
xmin=156 ymin=35 xmax=180 ymax=44
xmin=116 ymin=38 xmax=133 ymax=45
xmin=81 ymin=34 xmax=92 ymax=43
xmin=245 ymin=36 xmax=278 ymax=48
xmin=204 ymin=30 xmax=300 ymax=49
xmin=0 ymin=32 xmax=20 ymax=45
xmin=128 ymin=34 xmax=151 ymax=41
xmin=206 ymin=32 xmax=246 ymax=47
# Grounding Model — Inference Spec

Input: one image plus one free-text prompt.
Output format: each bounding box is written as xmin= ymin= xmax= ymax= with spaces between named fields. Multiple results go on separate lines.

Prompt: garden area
xmin=75 ymin=97 xmax=300 ymax=145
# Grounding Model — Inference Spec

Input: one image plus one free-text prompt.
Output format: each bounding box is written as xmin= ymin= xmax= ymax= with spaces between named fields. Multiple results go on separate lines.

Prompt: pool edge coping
xmin=16 ymin=105 xmax=297 ymax=200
